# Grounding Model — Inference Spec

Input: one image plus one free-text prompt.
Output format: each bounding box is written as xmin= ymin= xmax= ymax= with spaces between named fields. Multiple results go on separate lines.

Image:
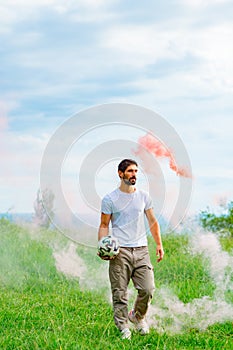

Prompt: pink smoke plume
xmin=135 ymin=133 xmax=192 ymax=178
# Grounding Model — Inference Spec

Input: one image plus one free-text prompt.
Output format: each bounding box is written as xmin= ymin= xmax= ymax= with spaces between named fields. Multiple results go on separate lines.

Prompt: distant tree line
xmin=199 ymin=201 xmax=233 ymax=237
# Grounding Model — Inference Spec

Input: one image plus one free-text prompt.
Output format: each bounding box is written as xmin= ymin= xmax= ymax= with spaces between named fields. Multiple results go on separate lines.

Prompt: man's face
xmin=119 ymin=164 xmax=138 ymax=185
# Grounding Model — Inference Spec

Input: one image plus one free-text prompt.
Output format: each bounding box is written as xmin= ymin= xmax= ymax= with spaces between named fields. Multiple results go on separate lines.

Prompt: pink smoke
xmin=135 ymin=133 xmax=192 ymax=178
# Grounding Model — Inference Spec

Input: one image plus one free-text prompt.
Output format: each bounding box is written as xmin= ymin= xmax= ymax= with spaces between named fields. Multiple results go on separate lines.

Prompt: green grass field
xmin=0 ymin=218 xmax=232 ymax=350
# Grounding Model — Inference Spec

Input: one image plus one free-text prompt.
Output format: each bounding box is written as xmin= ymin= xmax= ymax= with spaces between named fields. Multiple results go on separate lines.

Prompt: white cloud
xmin=0 ymin=0 xmax=117 ymax=29
xmin=0 ymin=102 xmax=8 ymax=131
xmin=0 ymin=1 xmax=232 ymax=213
xmin=98 ymin=20 xmax=233 ymax=111
xmin=101 ymin=22 xmax=233 ymax=89
xmin=102 ymin=25 xmax=185 ymax=67
xmin=179 ymin=0 xmax=231 ymax=8
xmin=191 ymin=24 xmax=233 ymax=89
xmin=0 ymin=130 xmax=50 ymax=212
xmin=0 ymin=2 xmax=43 ymax=30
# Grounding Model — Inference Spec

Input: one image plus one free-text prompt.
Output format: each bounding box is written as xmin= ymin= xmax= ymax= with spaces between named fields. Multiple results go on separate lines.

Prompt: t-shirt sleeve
xmin=144 ymin=193 xmax=153 ymax=210
xmin=101 ymin=195 xmax=112 ymax=214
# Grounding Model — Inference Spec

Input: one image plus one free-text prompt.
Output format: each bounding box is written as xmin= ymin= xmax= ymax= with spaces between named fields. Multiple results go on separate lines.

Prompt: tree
xmin=199 ymin=201 xmax=233 ymax=237
xmin=33 ymin=188 xmax=55 ymax=228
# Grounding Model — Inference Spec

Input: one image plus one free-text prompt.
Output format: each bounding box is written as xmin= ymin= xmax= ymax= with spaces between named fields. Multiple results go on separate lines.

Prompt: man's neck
xmin=119 ymin=182 xmax=136 ymax=193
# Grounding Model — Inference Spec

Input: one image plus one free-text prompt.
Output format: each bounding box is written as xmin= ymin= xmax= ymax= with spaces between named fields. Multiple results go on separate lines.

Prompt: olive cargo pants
xmin=109 ymin=246 xmax=155 ymax=331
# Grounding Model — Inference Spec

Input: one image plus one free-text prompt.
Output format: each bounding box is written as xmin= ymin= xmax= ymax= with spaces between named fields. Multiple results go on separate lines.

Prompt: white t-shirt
xmin=101 ymin=188 xmax=153 ymax=247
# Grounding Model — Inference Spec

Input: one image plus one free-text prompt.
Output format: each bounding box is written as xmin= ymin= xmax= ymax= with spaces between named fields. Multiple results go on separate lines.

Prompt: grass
xmin=149 ymin=234 xmax=216 ymax=302
xmin=0 ymin=218 xmax=232 ymax=349
xmin=220 ymin=235 xmax=233 ymax=253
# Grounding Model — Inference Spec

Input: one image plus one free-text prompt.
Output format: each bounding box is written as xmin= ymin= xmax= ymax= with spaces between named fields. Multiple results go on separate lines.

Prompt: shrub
xmin=199 ymin=201 xmax=233 ymax=237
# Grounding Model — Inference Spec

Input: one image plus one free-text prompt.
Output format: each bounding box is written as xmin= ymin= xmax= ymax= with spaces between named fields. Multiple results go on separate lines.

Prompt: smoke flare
xmin=135 ymin=132 xmax=192 ymax=178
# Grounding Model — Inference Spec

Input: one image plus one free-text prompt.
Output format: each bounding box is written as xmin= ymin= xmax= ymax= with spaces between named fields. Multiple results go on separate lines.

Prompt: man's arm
xmin=98 ymin=213 xmax=111 ymax=240
xmin=97 ymin=213 xmax=113 ymax=260
xmin=145 ymin=208 xmax=164 ymax=262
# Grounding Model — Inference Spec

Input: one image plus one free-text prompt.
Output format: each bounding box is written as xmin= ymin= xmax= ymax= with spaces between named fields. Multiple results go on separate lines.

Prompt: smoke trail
xmin=25 ymin=221 xmax=233 ymax=333
xmin=53 ymin=231 xmax=233 ymax=334
xmin=135 ymin=132 xmax=192 ymax=178
xmin=53 ymin=242 xmax=110 ymax=295
xmin=19 ymin=221 xmax=111 ymax=295
xmin=147 ymin=230 xmax=233 ymax=334
xmin=190 ymin=230 xmax=233 ymax=300
xmin=53 ymin=243 xmax=87 ymax=280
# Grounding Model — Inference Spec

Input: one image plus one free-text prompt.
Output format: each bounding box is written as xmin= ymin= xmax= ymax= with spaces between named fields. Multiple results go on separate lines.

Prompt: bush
xmin=199 ymin=201 xmax=233 ymax=237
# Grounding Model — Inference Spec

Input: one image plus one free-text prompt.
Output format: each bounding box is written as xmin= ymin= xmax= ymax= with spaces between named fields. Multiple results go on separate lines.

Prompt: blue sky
xmin=0 ymin=0 xmax=232 ymax=219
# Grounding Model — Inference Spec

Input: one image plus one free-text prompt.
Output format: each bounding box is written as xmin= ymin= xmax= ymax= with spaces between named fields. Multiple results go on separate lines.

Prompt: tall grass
xmin=0 ymin=219 xmax=232 ymax=349
xmin=149 ymin=234 xmax=216 ymax=302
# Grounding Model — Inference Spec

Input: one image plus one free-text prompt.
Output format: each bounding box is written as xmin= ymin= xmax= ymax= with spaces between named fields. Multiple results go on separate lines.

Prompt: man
xmin=98 ymin=159 xmax=164 ymax=340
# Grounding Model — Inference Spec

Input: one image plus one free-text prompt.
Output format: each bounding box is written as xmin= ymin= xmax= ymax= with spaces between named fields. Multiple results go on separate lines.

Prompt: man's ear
xmin=118 ymin=170 xmax=123 ymax=179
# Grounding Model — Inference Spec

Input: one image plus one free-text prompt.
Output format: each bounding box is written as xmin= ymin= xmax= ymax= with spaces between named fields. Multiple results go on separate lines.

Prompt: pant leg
xmin=109 ymin=248 xmax=133 ymax=331
xmin=131 ymin=247 xmax=155 ymax=319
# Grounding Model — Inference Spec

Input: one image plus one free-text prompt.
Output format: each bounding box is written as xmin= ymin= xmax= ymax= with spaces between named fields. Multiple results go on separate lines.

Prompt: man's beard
xmin=123 ymin=176 xmax=136 ymax=186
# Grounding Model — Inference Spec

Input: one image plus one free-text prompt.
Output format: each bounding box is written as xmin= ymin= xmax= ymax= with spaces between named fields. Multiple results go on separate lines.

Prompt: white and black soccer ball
xmin=98 ymin=235 xmax=120 ymax=258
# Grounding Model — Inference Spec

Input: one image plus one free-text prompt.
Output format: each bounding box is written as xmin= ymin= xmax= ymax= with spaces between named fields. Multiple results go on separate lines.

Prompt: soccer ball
xmin=98 ymin=235 xmax=120 ymax=258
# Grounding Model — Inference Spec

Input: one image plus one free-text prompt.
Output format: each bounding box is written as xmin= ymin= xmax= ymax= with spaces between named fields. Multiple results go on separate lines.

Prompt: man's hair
xmin=118 ymin=159 xmax=138 ymax=173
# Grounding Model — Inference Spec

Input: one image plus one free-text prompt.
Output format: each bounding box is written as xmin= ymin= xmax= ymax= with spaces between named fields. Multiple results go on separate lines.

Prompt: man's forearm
xmin=150 ymin=220 xmax=163 ymax=247
xmin=98 ymin=224 xmax=109 ymax=240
